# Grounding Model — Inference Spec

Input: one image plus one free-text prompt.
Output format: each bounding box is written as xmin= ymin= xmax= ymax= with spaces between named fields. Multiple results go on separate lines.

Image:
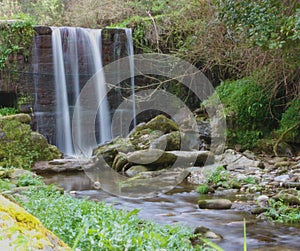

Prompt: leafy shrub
xmin=0 ymin=107 xmax=18 ymax=116
xmin=16 ymin=173 xmax=44 ymax=187
xmin=216 ymin=0 xmax=300 ymax=50
xmin=206 ymin=75 xmax=277 ymax=149
xmin=18 ymin=186 xmax=209 ymax=251
xmin=276 ymin=98 xmax=300 ymax=143
xmin=265 ymin=199 xmax=300 ymax=224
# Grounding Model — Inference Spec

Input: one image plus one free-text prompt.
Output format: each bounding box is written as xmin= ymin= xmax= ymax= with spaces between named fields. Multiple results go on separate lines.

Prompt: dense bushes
xmin=206 ymin=75 xmax=278 ymax=149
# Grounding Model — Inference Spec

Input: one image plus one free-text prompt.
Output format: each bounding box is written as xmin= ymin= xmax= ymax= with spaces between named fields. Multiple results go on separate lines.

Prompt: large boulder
xmin=0 ymin=195 xmax=71 ymax=250
xmin=93 ymin=137 xmax=133 ymax=167
xmin=0 ymin=115 xmax=61 ymax=168
xmin=129 ymin=115 xmax=178 ymax=150
xmin=0 ymin=113 xmax=31 ymax=124
xmin=149 ymin=131 xmax=181 ymax=151
xmin=198 ymin=199 xmax=232 ymax=209
xmin=126 ymin=149 xmax=214 ymax=170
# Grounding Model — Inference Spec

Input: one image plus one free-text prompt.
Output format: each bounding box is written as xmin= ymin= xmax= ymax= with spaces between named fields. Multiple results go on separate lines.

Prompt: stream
xmin=42 ymin=171 xmax=300 ymax=251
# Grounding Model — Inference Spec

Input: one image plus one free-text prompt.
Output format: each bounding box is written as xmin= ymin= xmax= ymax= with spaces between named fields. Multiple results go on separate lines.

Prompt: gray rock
xmin=126 ymin=165 xmax=149 ymax=177
xmin=193 ymin=226 xmax=223 ymax=239
xmin=149 ymin=131 xmax=181 ymax=151
xmin=127 ymin=149 xmax=176 ymax=167
xmin=32 ymin=158 xmax=91 ymax=173
xmin=198 ymin=199 xmax=232 ymax=209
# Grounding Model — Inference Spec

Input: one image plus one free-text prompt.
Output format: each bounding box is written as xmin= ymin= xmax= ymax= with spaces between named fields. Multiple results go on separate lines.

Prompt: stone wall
xmin=0 ymin=24 xmax=132 ymax=145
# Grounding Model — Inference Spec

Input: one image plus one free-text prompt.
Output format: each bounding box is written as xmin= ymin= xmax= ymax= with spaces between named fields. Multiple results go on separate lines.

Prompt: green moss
xmin=0 ymin=115 xmax=61 ymax=169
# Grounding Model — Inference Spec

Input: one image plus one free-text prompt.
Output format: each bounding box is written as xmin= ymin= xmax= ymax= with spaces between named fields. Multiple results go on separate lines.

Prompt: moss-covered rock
xmin=149 ymin=131 xmax=181 ymax=151
xmin=129 ymin=115 xmax=179 ymax=150
xmin=93 ymin=137 xmax=133 ymax=167
xmin=0 ymin=113 xmax=31 ymax=124
xmin=0 ymin=114 xmax=61 ymax=169
xmin=0 ymin=194 xmax=71 ymax=250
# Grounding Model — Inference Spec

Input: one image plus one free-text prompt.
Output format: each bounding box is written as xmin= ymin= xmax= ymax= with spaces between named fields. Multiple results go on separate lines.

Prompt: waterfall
xmin=124 ymin=28 xmax=137 ymax=128
xmin=50 ymin=27 xmax=111 ymax=156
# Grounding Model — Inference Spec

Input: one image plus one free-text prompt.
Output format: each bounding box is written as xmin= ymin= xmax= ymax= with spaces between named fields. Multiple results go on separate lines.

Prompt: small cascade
xmin=50 ymin=27 xmax=111 ymax=155
xmin=124 ymin=28 xmax=137 ymax=128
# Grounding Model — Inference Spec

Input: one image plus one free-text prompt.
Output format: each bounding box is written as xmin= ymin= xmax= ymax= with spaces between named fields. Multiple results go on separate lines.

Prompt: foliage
xmin=0 ymin=0 xmax=63 ymax=25
xmin=16 ymin=173 xmax=44 ymax=187
xmin=62 ymin=0 xmax=130 ymax=28
xmin=196 ymin=184 xmax=210 ymax=195
xmin=276 ymin=98 xmax=300 ymax=143
xmin=0 ymin=107 xmax=18 ymax=116
xmin=216 ymin=0 xmax=300 ymax=50
xmin=264 ymin=199 xmax=300 ymax=224
xmin=196 ymin=166 xmax=231 ymax=194
xmin=0 ymin=16 xmax=35 ymax=70
xmin=206 ymin=75 xmax=277 ymax=149
xmin=17 ymin=186 xmax=214 ymax=251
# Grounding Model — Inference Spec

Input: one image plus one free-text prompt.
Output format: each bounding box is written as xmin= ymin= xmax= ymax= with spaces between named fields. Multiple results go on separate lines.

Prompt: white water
xmin=52 ymin=28 xmax=73 ymax=155
xmin=124 ymin=28 xmax=137 ymax=128
xmin=51 ymin=27 xmax=111 ymax=155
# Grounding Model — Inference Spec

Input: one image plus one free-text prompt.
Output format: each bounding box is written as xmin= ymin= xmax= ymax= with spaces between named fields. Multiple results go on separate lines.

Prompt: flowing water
xmin=43 ymin=172 xmax=300 ymax=251
xmin=35 ymin=27 xmax=113 ymax=155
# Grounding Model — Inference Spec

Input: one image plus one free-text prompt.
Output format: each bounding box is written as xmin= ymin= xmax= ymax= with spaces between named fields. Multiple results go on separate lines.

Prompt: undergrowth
xmin=17 ymin=186 xmax=216 ymax=251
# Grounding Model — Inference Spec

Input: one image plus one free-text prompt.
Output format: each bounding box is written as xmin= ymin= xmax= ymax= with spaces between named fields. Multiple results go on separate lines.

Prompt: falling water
xmin=52 ymin=28 xmax=73 ymax=155
xmin=51 ymin=27 xmax=111 ymax=155
xmin=124 ymin=28 xmax=137 ymax=128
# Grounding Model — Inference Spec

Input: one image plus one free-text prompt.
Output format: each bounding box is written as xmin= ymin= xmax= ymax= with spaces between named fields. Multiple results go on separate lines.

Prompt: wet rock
xmin=126 ymin=149 xmax=213 ymax=170
xmin=93 ymin=137 xmax=133 ymax=166
xmin=7 ymin=168 xmax=36 ymax=180
xmin=149 ymin=131 xmax=181 ymax=151
xmin=251 ymin=206 xmax=268 ymax=214
xmin=198 ymin=199 xmax=232 ymax=209
xmin=272 ymin=190 xmax=300 ymax=205
xmin=257 ymin=195 xmax=269 ymax=208
xmin=32 ymin=158 xmax=91 ymax=173
xmin=127 ymin=149 xmax=176 ymax=168
xmin=168 ymin=150 xmax=214 ymax=167
xmin=112 ymin=152 xmax=129 ymax=172
xmin=0 ymin=195 xmax=71 ymax=250
xmin=128 ymin=115 xmax=178 ymax=150
xmin=126 ymin=165 xmax=149 ymax=177
xmin=193 ymin=226 xmax=223 ymax=239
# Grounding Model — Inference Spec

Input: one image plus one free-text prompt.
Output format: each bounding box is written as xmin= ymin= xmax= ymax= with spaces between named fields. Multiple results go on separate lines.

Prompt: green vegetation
xmin=206 ymin=75 xmax=277 ymax=149
xmin=0 ymin=0 xmax=299 ymax=151
xmin=0 ymin=118 xmax=60 ymax=169
xmin=16 ymin=186 xmax=214 ymax=251
xmin=0 ymin=107 xmax=17 ymax=116
xmin=0 ymin=16 xmax=35 ymax=70
xmin=265 ymin=199 xmax=300 ymax=224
